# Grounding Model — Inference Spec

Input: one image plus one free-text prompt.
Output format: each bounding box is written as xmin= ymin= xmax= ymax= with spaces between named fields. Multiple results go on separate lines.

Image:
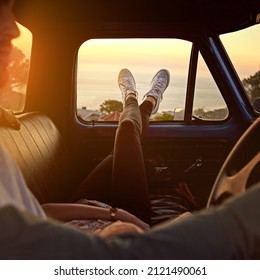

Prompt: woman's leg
xmin=139 ymin=99 xmax=153 ymax=138
xmin=71 ymin=69 xmax=152 ymax=205
xmin=111 ymin=69 xmax=170 ymax=223
xmin=71 ymin=102 xmax=153 ymax=205
xmin=72 ymin=69 xmax=170 ymax=224
xmin=71 ymin=153 xmax=113 ymax=203
xmin=110 ymin=95 xmax=151 ymax=223
xmin=71 ymin=101 xmax=153 ymax=205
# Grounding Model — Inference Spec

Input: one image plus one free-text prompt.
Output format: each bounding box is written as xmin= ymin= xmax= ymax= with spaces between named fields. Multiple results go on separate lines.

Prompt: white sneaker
xmin=144 ymin=69 xmax=170 ymax=114
xmin=118 ymin=69 xmax=138 ymax=102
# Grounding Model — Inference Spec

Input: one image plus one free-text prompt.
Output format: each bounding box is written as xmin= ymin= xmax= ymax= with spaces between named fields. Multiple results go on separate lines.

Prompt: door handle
xmin=185 ymin=158 xmax=202 ymax=173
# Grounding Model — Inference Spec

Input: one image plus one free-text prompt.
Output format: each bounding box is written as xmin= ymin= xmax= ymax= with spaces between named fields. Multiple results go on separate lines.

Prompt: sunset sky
xmin=14 ymin=23 xmax=32 ymax=57
xmin=14 ymin=23 xmax=259 ymax=112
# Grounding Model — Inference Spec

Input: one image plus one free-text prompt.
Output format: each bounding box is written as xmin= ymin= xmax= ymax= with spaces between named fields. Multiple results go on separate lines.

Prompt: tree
xmin=99 ymin=99 xmax=123 ymax=114
xmin=4 ymin=46 xmax=30 ymax=93
xmin=242 ymin=70 xmax=260 ymax=103
xmin=0 ymin=47 xmax=29 ymax=111
xmin=193 ymin=108 xmax=228 ymax=120
xmin=152 ymin=112 xmax=174 ymax=121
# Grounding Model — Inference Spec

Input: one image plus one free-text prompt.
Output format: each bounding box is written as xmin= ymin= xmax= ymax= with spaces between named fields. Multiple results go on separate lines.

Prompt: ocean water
xmin=77 ymin=74 xmax=226 ymax=113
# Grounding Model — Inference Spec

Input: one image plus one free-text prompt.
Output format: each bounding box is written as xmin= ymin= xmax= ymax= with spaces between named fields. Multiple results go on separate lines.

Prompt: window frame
xmin=75 ymin=33 xmax=255 ymax=127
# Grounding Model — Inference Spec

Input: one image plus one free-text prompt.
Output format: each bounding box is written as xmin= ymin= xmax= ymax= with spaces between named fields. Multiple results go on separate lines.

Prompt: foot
xmin=118 ymin=69 xmax=138 ymax=102
xmin=144 ymin=69 xmax=170 ymax=114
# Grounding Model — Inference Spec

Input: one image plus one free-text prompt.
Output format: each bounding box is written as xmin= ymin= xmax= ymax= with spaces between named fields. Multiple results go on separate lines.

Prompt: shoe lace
xmin=152 ymin=77 xmax=165 ymax=93
xmin=120 ymin=78 xmax=134 ymax=91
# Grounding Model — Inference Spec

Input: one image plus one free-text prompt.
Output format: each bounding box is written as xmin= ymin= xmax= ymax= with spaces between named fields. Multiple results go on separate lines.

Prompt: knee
xmin=119 ymin=118 xmax=141 ymax=135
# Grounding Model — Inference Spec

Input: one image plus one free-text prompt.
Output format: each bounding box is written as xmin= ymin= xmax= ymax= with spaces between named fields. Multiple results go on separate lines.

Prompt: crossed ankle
xmin=126 ymin=93 xmax=138 ymax=100
xmin=144 ymin=96 xmax=156 ymax=109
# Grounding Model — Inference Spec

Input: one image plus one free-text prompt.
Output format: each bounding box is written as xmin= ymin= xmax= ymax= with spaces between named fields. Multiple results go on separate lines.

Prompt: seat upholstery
xmin=0 ymin=112 xmax=73 ymax=203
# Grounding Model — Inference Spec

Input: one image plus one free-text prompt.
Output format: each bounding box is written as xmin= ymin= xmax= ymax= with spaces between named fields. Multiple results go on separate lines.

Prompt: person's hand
xmin=116 ymin=208 xmax=150 ymax=231
xmin=173 ymin=211 xmax=192 ymax=223
xmin=97 ymin=221 xmax=144 ymax=237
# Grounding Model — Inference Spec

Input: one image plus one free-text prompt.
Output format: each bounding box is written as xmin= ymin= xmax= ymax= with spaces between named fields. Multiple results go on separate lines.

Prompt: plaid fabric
xmin=66 ymin=199 xmax=112 ymax=233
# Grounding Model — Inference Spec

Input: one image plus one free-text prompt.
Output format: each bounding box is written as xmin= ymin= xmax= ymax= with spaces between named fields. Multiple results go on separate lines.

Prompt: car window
xmin=220 ymin=25 xmax=260 ymax=113
xmin=77 ymin=39 xmax=191 ymax=122
xmin=77 ymin=38 xmax=229 ymax=123
xmin=0 ymin=23 xmax=32 ymax=112
xmin=192 ymin=52 xmax=228 ymax=121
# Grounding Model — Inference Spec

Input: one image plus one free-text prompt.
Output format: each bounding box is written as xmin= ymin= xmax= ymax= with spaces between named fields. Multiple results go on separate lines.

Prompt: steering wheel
xmin=207 ymin=117 xmax=260 ymax=207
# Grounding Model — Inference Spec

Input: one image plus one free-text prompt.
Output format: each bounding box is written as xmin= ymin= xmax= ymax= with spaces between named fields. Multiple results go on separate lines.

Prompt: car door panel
xmin=71 ymin=118 xmax=245 ymax=207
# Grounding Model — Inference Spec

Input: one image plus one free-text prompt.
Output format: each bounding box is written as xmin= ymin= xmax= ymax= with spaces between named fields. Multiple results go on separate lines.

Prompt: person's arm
xmin=41 ymin=203 xmax=149 ymax=231
xmin=2 ymin=183 xmax=260 ymax=259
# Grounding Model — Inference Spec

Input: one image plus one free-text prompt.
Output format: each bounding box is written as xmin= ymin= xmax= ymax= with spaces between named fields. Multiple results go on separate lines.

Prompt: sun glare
xmin=12 ymin=23 xmax=32 ymax=58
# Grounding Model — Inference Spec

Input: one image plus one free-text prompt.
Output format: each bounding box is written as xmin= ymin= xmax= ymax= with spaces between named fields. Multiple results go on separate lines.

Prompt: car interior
xmin=0 ymin=0 xmax=259 ymax=226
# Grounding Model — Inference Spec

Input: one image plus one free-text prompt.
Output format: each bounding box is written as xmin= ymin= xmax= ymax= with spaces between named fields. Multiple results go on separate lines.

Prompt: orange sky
xmin=12 ymin=23 xmax=32 ymax=57
xmin=221 ymin=24 xmax=260 ymax=78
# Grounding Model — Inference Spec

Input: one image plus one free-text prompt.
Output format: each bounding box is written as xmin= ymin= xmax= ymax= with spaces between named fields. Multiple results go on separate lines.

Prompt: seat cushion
xmin=0 ymin=112 xmax=73 ymax=203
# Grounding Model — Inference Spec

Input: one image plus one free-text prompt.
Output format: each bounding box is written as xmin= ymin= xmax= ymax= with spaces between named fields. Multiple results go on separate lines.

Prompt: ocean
xmin=77 ymin=74 xmax=227 ymax=113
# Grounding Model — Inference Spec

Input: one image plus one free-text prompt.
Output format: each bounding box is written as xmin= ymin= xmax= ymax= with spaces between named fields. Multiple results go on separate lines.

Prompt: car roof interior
xmin=15 ymin=0 xmax=260 ymax=33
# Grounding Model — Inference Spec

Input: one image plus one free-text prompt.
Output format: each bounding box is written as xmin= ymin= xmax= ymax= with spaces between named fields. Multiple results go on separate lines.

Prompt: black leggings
xmin=72 ymin=97 xmax=153 ymax=223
